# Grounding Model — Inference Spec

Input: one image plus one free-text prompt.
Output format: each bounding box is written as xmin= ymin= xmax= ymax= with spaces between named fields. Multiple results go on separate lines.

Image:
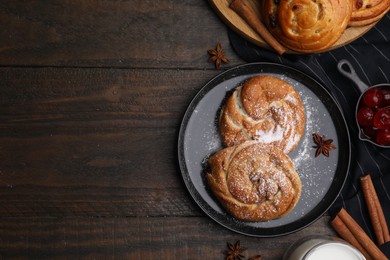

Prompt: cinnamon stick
xmin=369 ymin=179 xmax=390 ymax=243
xmin=229 ymin=0 xmax=286 ymax=55
xmin=337 ymin=207 xmax=387 ymax=260
xmin=330 ymin=215 xmax=371 ymax=260
xmin=361 ymin=174 xmax=390 ymax=244
xmin=361 ymin=175 xmax=384 ymax=244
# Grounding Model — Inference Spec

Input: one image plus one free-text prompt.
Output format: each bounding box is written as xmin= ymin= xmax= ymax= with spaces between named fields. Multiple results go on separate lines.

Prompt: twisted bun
xmin=261 ymin=0 xmax=352 ymax=53
xmin=207 ymin=141 xmax=302 ymax=221
xmin=219 ymin=75 xmax=305 ymax=154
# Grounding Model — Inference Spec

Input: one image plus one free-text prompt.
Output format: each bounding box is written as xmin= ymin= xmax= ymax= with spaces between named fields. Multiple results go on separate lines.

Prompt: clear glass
xmin=283 ymin=235 xmax=366 ymax=260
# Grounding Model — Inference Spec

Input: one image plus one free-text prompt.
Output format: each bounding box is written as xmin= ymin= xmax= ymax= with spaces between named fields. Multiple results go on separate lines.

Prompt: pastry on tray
xmin=261 ymin=0 xmax=352 ymax=53
xmin=219 ymin=75 xmax=305 ymax=154
xmin=349 ymin=0 xmax=390 ymax=27
xmin=206 ymin=141 xmax=302 ymax=221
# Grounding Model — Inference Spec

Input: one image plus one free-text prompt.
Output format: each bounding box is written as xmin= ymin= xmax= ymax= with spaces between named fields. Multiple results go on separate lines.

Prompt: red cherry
xmin=362 ymin=88 xmax=383 ymax=108
xmin=357 ymin=106 xmax=375 ymax=126
xmin=376 ymin=129 xmax=390 ymax=146
xmin=380 ymin=88 xmax=390 ymax=107
xmin=373 ymin=107 xmax=390 ymax=129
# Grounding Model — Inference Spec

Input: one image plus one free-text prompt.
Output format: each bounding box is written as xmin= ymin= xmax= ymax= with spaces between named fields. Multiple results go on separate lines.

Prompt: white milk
xmin=306 ymin=243 xmax=364 ymax=260
xmin=283 ymin=236 xmax=365 ymax=260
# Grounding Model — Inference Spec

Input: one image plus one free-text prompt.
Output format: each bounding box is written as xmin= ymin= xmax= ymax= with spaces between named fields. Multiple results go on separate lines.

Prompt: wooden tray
xmin=209 ymin=0 xmax=376 ymax=53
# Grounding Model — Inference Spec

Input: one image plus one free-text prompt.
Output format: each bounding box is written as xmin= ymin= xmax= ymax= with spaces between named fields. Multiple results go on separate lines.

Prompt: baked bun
xmin=261 ymin=0 xmax=352 ymax=53
xmin=219 ymin=75 xmax=305 ymax=154
xmin=207 ymin=141 xmax=302 ymax=221
xmin=349 ymin=0 xmax=390 ymax=27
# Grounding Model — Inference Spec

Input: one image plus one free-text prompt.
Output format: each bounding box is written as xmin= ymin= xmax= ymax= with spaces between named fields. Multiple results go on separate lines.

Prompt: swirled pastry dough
xmin=349 ymin=0 xmax=390 ymax=26
xmin=207 ymin=141 xmax=302 ymax=221
xmin=261 ymin=0 xmax=352 ymax=53
xmin=219 ymin=75 xmax=305 ymax=154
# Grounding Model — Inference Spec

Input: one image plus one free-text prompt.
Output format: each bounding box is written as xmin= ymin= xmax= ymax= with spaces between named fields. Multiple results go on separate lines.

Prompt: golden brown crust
xmin=207 ymin=141 xmax=302 ymax=222
xmin=350 ymin=0 xmax=389 ymax=20
xmin=261 ymin=0 xmax=352 ymax=53
xmin=219 ymin=75 xmax=305 ymax=154
xmin=349 ymin=0 xmax=390 ymax=26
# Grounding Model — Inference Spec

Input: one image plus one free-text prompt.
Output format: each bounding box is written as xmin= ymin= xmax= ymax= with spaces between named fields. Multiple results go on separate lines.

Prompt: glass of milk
xmin=283 ymin=235 xmax=366 ymax=260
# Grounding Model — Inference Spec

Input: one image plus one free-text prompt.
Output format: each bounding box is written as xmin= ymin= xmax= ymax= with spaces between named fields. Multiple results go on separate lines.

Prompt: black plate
xmin=178 ymin=63 xmax=351 ymax=237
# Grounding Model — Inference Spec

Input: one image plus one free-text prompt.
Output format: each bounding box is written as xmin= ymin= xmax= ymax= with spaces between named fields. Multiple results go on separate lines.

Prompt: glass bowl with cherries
xmin=338 ymin=60 xmax=390 ymax=148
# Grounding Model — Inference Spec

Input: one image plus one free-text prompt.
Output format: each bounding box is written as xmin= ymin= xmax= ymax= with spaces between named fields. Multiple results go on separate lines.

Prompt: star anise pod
xmin=248 ymin=255 xmax=262 ymax=260
xmin=312 ymin=133 xmax=337 ymax=157
xmin=208 ymin=43 xmax=229 ymax=69
xmin=223 ymin=240 xmax=246 ymax=260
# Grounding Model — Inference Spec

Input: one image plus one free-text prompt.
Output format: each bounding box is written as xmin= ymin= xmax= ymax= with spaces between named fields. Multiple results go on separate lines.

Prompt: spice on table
xmin=207 ymin=43 xmax=229 ymax=69
xmin=330 ymin=215 xmax=371 ymax=259
xmin=312 ymin=133 xmax=336 ymax=157
xmin=360 ymin=174 xmax=390 ymax=245
xmin=330 ymin=207 xmax=387 ymax=260
xmin=223 ymin=240 xmax=246 ymax=260
xmin=222 ymin=240 xmax=262 ymax=260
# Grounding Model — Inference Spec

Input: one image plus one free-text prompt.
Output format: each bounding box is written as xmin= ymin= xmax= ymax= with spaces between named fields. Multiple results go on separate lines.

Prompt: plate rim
xmin=178 ymin=62 xmax=351 ymax=237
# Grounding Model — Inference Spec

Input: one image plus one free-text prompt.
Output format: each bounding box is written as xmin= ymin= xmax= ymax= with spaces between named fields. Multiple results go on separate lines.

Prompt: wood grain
xmin=208 ymin=0 xmax=377 ymax=53
xmin=0 ymin=216 xmax=335 ymax=259
xmin=0 ymin=0 xmax=346 ymax=258
xmin=0 ymin=0 xmax=241 ymax=68
xmin=0 ymin=67 xmax=219 ymax=217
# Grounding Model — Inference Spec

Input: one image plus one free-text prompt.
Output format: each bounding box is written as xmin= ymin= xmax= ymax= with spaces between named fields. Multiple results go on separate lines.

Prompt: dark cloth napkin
xmin=228 ymin=14 xmax=390 ymax=253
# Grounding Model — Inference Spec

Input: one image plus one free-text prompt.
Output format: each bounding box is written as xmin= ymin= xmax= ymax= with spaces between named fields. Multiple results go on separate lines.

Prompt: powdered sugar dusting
xmin=285 ymin=93 xmax=298 ymax=105
xmin=254 ymin=124 xmax=284 ymax=143
xmin=292 ymin=94 xmax=317 ymax=169
xmin=288 ymin=88 xmax=338 ymax=216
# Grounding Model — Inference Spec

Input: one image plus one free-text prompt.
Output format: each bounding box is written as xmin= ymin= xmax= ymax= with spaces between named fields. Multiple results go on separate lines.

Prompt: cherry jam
xmin=357 ymin=86 xmax=390 ymax=146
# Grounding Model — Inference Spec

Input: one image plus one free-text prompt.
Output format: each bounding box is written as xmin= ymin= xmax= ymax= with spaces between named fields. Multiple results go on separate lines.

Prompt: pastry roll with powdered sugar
xmin=207 ymin=141 xmax=302 ymax=221
xmin=219 ymin=75 xmax=305 ymax=154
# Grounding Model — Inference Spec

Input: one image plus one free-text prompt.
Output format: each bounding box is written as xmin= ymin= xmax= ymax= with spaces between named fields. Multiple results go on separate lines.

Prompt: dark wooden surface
xmin=0 ymin=1 xmax=337 ymax=259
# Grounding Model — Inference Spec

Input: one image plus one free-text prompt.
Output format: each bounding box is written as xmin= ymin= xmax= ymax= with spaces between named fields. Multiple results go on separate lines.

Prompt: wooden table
xmin=0 ymin=1 xmax=336 ymax=259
